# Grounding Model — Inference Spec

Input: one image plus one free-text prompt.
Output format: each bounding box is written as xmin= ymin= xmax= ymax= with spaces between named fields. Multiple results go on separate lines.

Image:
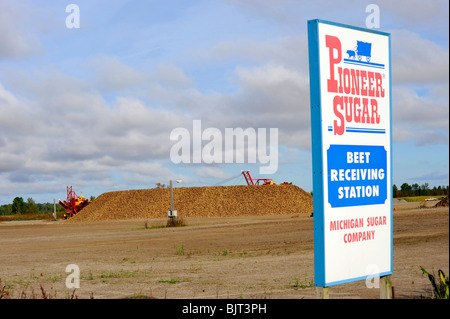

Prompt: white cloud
xmin=0 ymin=0 xmax=448 ymax=201
xmin=0 ymin=83 xmax=39 ymax=135
xmin=0 ymin=9 xmax=40 ymax=59
xmin=143 ymin=62 xmax=312 ymax=149
xmin=0 ymin=75 xmax=185 ymax=198
xmin=195 ymin=167 xmax=233 ymax=180
xmin=391 ymin=29 xmax=449 ymax=84
xmin=393 ymin=85 xmax=449 ymax=130
xmin=153 ymin=64 xmax=194 ymax=89
xmin=224 ymin=64 xmax=311 ymax=147
xmin=90 ymin=55 xmax=147 ymax=92
xmin=206 ymin=35 xmax=308 ymax=71
xmin=0 ymin=1 xmax=55 ymax=60
xmin=392 ymin=80 xmax=448 ymax=146
xmin=378 ymin=0 xmax=448 ymax=34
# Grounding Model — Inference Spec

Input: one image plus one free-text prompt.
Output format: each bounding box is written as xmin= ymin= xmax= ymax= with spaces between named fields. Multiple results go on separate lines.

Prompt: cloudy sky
xmin=0 ymin=0 xmax=448 ymax=203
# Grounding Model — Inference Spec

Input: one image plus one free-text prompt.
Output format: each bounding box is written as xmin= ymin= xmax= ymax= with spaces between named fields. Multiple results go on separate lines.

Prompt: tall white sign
xmin=308 ymin=19 xmax=392 ymax=287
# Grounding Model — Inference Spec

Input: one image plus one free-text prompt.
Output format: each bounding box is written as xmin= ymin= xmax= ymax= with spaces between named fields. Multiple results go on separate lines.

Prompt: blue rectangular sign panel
xmin=327 ymin=145 xmax=387 ymax=208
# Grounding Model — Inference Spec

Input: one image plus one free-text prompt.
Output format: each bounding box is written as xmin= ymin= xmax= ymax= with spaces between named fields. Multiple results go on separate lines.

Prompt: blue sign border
xmin=308 ymin=19 xmax=393 ymax=287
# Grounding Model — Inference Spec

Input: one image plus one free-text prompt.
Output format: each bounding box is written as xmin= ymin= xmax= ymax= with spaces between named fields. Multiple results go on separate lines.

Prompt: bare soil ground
xmin=0 ymin=200 xmax=448 ymax=299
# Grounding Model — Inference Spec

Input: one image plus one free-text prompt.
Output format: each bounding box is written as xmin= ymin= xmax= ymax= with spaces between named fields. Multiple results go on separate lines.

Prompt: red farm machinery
xmin=59 ymin=186 xmax=90 ymax=219
xmin=241 ymin=170 xmax=291 ymax=186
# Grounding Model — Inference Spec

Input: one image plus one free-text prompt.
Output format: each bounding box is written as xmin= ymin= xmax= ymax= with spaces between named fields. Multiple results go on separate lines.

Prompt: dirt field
xmin=0 ymin=200 xmax=448 ymax=299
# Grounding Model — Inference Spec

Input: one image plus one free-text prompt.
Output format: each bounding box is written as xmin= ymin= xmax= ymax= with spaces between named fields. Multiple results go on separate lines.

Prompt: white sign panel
xmin=308 ymin=20 xmax=392 ymax=287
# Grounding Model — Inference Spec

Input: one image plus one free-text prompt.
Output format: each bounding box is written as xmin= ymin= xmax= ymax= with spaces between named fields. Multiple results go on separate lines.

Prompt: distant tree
xmin=420 ymin=183 xmax=430 ymax=196
xmin=12 ymin=197 xmax=25 ymax=214
xmin=90 ymin=196 xmax=96 ymax=201
xmin=155 ymin=183 xmax=166 ymax=188
xmin=25 ymin=197 xmax=39 ymax=215
xmin=400 ymin=183 xmax=411 ymax=197
xmin=37 ymin=203 xmax=48 ymax=214
xmin=432 ymin=186 xmax=439 ymax=196
xmin=411 ymin=183 xmax=420 ymax=196
xmin=442 ymin=186 xmax=448 ymax=196
xmin=392 ymin=184 xmax=398 ymax=198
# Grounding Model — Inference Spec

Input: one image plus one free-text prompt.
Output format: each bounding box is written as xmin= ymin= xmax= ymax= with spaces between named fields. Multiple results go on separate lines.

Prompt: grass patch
xmin=44 ymin=274 xmax=63 ymax=283
xmin=176 ymin=243 xmax=185 ymax=256
xmin=158 ymin=277 xmax=190 ymax=284
xmin=135 ymin=224 xmax=166 ymax=230
xmin=158 ymin=278 xmax=180 ymax=284
xmin=0 ymin=214 xmax=56 ymax=222
xmin=292 ymin=274 xmax=314 ymax=289
xmin=238 ymin=250 xmax=248 ymax=257
xmin=100 ymin=269 xmax=137 ymax=279
xmin=135 ymin=218 xmax=186 ymax=231
xmin=81 ymin=271 xmax=94 ymax=281
xmin=219 ymin=249 xmax=230 ymax=256
xmin=397 ymin=196 xmax=440 ymax=202
xmin=1 ymin=276 xmax=87 ymax=299
xmin=166 ymin=217 xmax=186 ymax=227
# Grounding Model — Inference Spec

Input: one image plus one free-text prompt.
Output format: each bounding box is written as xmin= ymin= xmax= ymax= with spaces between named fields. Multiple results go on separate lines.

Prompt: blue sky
xmin=0 ymin=0 xmax=448 ymax=203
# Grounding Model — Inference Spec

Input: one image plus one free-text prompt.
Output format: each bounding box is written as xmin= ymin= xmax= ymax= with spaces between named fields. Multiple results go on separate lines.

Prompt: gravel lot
xmin=0 ymin=199 xmax=448 ymax=299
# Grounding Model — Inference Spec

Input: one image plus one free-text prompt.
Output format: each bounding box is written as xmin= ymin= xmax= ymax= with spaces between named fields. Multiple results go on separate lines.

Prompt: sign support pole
xmin=380 ymin=275 xmax=393 ymax=299
xmin=315 ymin=287 xmax=329 ymax=299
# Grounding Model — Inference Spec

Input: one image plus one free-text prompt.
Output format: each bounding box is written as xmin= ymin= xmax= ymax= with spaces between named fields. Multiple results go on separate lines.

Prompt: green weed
xmin=292 ymin=274 xmax=314 ymax=289
xmin=158 ymin=278 xmax=180 ymax=284
xmin=420 ymin=266 xmax=449 ymax=299
xmin=100 ymin=269 xmax=136 ymax=279
xmin=176 ymin=243 xmax=185 ymax=256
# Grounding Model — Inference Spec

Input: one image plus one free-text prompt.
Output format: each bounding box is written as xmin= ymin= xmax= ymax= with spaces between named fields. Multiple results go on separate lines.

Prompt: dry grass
xmin=0 ymin=213 xmax=57 ymax=222
xmin=166 ymin=217 xmax=186 ymax=227
xmin=0 ymin=275 xmax=94 ymax=299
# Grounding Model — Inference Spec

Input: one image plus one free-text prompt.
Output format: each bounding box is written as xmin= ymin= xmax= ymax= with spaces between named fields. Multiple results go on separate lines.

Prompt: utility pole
xmin=170 ymin=180 xmax=174 ymax=212
xmin=53 ymin=199 xmax=57 ymax=221
xmin=168 ymin=179 xmax=182 ymax=219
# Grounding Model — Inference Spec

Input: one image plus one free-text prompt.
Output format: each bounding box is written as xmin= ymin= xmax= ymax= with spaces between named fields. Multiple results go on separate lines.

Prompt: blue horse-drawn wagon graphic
xmin=346 ymin=41 xmax=372 ymax=62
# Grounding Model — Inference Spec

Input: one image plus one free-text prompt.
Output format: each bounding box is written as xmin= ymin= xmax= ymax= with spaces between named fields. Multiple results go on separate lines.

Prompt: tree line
xmin=393 ymin=183 xmax=449 ymax=198
xmin=0 ymin=197 xmax=66 ymax=216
